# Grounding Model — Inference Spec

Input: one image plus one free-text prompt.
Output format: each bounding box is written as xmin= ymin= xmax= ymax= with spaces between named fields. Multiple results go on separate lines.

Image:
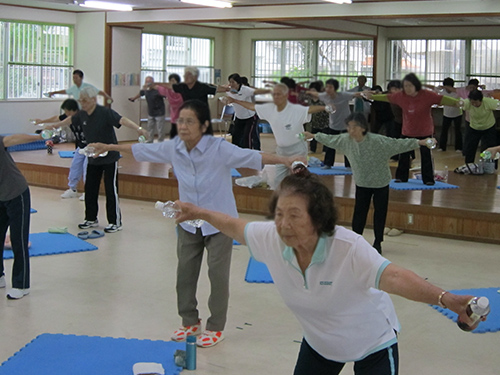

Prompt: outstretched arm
xmin=87 ymin=142 xmax=133 ymax=156
xmin=226 ymin=97 xmax=256 ymax=111
xmin=33 ymin=115 xmax=60 ymax=124
xmin=47 ymin=89 xmax=67 ymax=97
xmin=3 ymin=134 xmax=43 ymax=148
xmin=119 ymin=117 xmax=148 ymax=138
xmin=175 ymin=201 xmax=248 ymax=245
xmin=379 ymin=263 xmax=477 ymax=327
xmin=260 ymin=153 xmax=307 ymax=169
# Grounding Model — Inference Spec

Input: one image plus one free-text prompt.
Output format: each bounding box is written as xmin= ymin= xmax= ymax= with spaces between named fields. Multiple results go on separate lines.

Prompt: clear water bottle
xmin=41 ymin=129 xmax=54 ymax=140
xmin=78 ymin=146 xmax=108 ymax=158
xmin=296 ymin=133 xmax=313 ymax=141
xmin=155 ymin=201 xmax=204 ymax=228
xmin=138 ymin=135 xmax=147 ymax=143
xmin=425 ymin=138 xmax=437 ymax=149
xmin=185 ymin=336 xmax=197 ymax=370
xmin=325 ymin=104 xmax=336 ymax=114
xmin=457 ymin=296 xmax=490 ymax=332
xmin=479 ymin=150 xmax=500 ymax=160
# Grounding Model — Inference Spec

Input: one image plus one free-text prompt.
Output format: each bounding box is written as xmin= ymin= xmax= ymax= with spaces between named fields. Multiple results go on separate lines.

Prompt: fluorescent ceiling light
xmin=323 ymin=0 xmax=352 ymax=4
xmin=79 ymin=1 xmax=133 ymax=11
xmin=181 ymin=0 xmax=233 ymax=8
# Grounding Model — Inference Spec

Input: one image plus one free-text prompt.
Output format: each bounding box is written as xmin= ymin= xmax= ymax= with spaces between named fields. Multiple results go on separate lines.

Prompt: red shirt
xmin=388 ymin=90 xmax=442 ymax=137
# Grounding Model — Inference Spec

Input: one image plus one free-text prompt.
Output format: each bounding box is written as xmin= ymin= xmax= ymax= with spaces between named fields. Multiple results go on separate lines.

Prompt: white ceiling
xmin=1 ymin=0 xmax=500 ymax=28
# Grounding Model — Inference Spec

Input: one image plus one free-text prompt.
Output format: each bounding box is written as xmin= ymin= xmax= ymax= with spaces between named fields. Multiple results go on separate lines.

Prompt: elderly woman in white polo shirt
xmin=88 ymin=99 xmax=304 ymax=349
xmin=227 ymin=83 xmax=329 ymax=187
xmin=173 ymin=166 xmax=479 ymax=374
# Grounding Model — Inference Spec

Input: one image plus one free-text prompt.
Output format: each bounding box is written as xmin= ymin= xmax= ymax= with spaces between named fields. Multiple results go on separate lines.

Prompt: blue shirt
xmin=132 ymin=135 xmax=262 ymax=235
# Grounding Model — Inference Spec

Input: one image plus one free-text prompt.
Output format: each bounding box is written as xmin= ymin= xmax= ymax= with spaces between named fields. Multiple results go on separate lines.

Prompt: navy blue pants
xmin=0 ymin=187 xmax=31 ymax=289
xmin=294 ymin=339 xmax=399 ymax=375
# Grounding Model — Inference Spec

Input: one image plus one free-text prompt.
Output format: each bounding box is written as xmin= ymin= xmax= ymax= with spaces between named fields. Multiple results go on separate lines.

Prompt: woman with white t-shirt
xmin=227 ymin=73 xmax=270 ymax=149
xmin=173 ymin=166 xmax=483 ymax=375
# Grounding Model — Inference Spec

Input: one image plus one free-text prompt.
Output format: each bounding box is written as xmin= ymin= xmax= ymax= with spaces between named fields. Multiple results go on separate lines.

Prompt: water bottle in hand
xmin=78 ymin=146 xmax=108 ymax=158
xmin=155 ymin=201 xmax=204 ymax=228
xmin=456 ymin=296 xmax=490 ymax=332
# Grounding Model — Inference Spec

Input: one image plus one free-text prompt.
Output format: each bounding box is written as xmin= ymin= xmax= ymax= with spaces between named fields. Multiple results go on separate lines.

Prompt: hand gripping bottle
xmin=78 ymin=146 xmax=108 ymax=158
xmin=155 ymin=201 xmax=204 ymax=228
xmin=456 ymin=296 xmax=490 ymax=332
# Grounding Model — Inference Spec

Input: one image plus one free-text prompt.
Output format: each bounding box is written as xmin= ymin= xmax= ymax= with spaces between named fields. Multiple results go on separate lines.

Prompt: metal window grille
xmin=470 ymin=40 xmax=500 ymax=89
xmin=2 ymin=21 xmax=73 ymax=99
xmin=389 ymin=39 xmax=466 ymax=86
xmin=141 ymin=34 xmax=214 ymax=83
xmin=253 ymin=39 xmax=373 ymax=90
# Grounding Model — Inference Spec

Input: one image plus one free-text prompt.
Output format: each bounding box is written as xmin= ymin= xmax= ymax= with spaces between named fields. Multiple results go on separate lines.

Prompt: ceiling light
xmin=79 ymin=1 xmax=133 ymax=11
xmin=323 ymin=0 xmax=352 ymax=4
xmin=181 ymin=0 xmax=233 ymax=8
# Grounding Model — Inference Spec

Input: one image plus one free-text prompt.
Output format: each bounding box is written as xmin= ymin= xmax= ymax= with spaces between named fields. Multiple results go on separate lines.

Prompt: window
xmin=389 ymin=39 xmax=467 ymax=86
xmin=141 ymin=34 xmax=214 ymax=83
xmin=253 ymin=39 xmax=374 ymax=90
xmin=470 ymin=40 xmax=500 ymax=88
xmin=0 ymin=21 xmax=73 ymax=100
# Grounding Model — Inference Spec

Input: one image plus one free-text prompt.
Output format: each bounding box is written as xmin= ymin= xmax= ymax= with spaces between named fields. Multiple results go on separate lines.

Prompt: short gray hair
xmin=274 ymin=83 xmax=289 ymax=95
xmin=79 ymin=85 xmax=98 ymax=99
xmin=184 ymin=66 xmax=199 ymax=77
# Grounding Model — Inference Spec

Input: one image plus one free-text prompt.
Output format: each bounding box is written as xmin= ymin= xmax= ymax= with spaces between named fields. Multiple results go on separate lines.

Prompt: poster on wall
xmin=112 ymin=73 xmax=141 ymax=87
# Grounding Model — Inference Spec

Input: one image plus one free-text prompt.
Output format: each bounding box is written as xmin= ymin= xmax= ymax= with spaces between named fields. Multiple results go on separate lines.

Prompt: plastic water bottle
xmin=185 ymin=336 xmax=197 ymax=370
xmin=456 ymin=296 xmax=490 ymax=332
xmin=78 ymin=146 xmax=108 ymax=158
xmin=325 ymin=104 xmax=336 ymax=114
xmin=479 ymin=150 xmax=500 ymax=160
xmin=425 ymin=138 xmax=437 ymax=149
xmin=41 ymin=129 xmax=54 ymax=140
xmin=296 ymin=133 xmax=313 ymax=141
xmin=138 ymin=135 xmax=147 ymax=143
xmin=155 ymin=201 xmax=204 ymax=228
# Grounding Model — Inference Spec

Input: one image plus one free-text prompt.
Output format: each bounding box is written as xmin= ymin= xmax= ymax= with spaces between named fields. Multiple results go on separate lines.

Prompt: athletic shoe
xmin=321 ymin=165 xmax=332 ymax=170
xmin=196 ymin=330 xmax=225 ymax=348
xmin=79 ymin=193 xmax=85 ymax=201
xmin=0 ymin=276 xmax=5 ymax=288
xmin=171 ymin=320 xmax=202 ymax=342
xmin=78 ymin=220 xmax=98 ymax=229
xmin=61 ymin=189 xmax=79 ymax=199
xmin=456 ymin=149 xmax=463 ymax=153
xmin=104 ymin=224 xmax=122 ymax=233
xmin=7 ymin=288 xmax=30 ymax=300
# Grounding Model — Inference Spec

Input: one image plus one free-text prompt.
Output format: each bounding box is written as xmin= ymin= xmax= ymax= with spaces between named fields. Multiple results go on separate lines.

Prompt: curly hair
xmin=268 ymin=167 xmax=337 ymax=236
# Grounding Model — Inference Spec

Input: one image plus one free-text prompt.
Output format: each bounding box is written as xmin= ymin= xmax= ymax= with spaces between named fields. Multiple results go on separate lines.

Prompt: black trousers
xmin=294 ymin=339 xmax=399 ymax=375
xmin=396 ymin=135 xmax=434 ymax=184
xmin=463 ymin=125 xmax=497 ymax=164
xmin=323 ymin=128 xmax=350 ymax=167
xmin=233 ymin=115 xmax=260 ymax=150
xmin=352 ymin=185 xmax=389 ymax=246
xmin=439 ymin=115 xmax=463 ymax=151
xmin=84 ymin=162 xmax=121 ymax=226
xmin=0 ymin=187 xmax=31 ymax=289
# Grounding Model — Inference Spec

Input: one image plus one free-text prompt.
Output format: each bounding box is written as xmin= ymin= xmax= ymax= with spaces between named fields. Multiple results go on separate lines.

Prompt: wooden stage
xmin=12 ymin=140 xmax=500 ymax=244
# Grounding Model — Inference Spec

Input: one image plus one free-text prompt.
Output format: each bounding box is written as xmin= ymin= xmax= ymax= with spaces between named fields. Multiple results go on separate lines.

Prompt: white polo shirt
xmin=227 ymin=85 xmax=256 ymax=120
xmin=244 ymin=222 xmax=399 ymax=362
xmin=255 ymin=102 xmax=311 ymax=148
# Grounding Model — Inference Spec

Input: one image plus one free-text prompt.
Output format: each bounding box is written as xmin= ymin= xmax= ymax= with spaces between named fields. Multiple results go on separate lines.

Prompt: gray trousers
xmin=176 ymin=226 xmax=233 ymax=332
xmin=147 ymin=115 xmax=166 ymax=142
xmin=275 ymin=141 xmax=308 ymax=188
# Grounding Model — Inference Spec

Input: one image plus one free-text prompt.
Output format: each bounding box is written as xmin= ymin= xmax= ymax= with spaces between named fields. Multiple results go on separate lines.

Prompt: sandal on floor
xmin=77 ymin=231 xmax=89 ymax=239
xmin=88 ymin=230 xmax=105 ymax=239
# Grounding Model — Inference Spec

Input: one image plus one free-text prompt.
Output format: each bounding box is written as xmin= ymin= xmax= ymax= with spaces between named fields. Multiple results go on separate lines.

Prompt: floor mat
xmin=245 ymin=257 xmax=273 ymax=283
xmin=58 ymin=150 xmax=75 ymax=158
xmin=231 ymin=168 xmax=241 ymax=177
xmin=0 ymin=333 xmax=184 ymax=375
xmin=430 ymin=287 xmax=500 ymax=333
xmin=3 ymin=232 xmax=97 ymax=259
xmin=308 ymin=166 xmax=353 ymax=175
xmin=389 ymin=179 xmax=459 ymax=190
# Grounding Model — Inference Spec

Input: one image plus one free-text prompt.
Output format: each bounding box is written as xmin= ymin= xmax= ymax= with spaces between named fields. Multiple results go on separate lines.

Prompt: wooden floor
xmin=12 ymin=135 xmax=500 ymax=244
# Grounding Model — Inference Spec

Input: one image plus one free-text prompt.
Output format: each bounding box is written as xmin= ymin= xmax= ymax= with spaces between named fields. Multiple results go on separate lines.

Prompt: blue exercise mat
xmin=58 ymin=150 xmax=75 ymax=158
xmin=0 ymin=333 xmax=184 ymax=375
xmin=245 ymin=257 xmax=273 ymax=283
xmin=389 ymin=179 xmax=459 ymax=190
xmin=6 ymin=137 xmax=46 ymax=152
xmin=3 ymin=232 xmax=97 ymax=259
xmin=231 ymin=168 xmax=241 ymax=177
xmin=430 ymin=287 xmax=500 ymax=333
xmin=308 ymin=166 xmax=353 ymax=175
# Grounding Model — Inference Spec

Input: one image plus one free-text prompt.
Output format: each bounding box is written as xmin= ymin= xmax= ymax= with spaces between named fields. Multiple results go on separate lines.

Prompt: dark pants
xmin=233 ymin=115 xmax=260 ymax=150
xmin=170 ymin=123 xmax=177 ymax=139
xmin=323 ymin=128 xmax=350 ymax=167
xmin=464 ymin=125 xmax=497 ymax=164
xmin=84 ymin=162 xmax=121 ymax=226
xmin=352 ymin=185 xmax=389 ymax=250
xmin=396 ymin=135 xmax=434 ymax=184
xmin=439 ymin=115 xmax=463 ymax=151
xmin=294 ymin=339 xmax=399 ymax=375
xmin=0 ymin=187 xmax=31 ymax=289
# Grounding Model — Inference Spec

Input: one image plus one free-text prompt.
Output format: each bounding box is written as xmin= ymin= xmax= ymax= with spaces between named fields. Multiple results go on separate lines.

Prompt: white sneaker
xmin=0 ymin=275 xmax=5 ymax=288
xmin=79 ymin=193 xmax=85 ymax=201
xmin=61 ymin=189 xmax=79 ymax=199
xmin=7 ymin=288 xmax=29 ymax=299
xmin=387 ymin=228 xmax=403 ymax=237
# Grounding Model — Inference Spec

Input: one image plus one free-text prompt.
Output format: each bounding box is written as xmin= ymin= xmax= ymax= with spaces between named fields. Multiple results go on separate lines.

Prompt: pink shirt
xmin=388 ymin=90 xmax=442 ymax=137
xmin=157 ymin=86 xmax=183 ymax=124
